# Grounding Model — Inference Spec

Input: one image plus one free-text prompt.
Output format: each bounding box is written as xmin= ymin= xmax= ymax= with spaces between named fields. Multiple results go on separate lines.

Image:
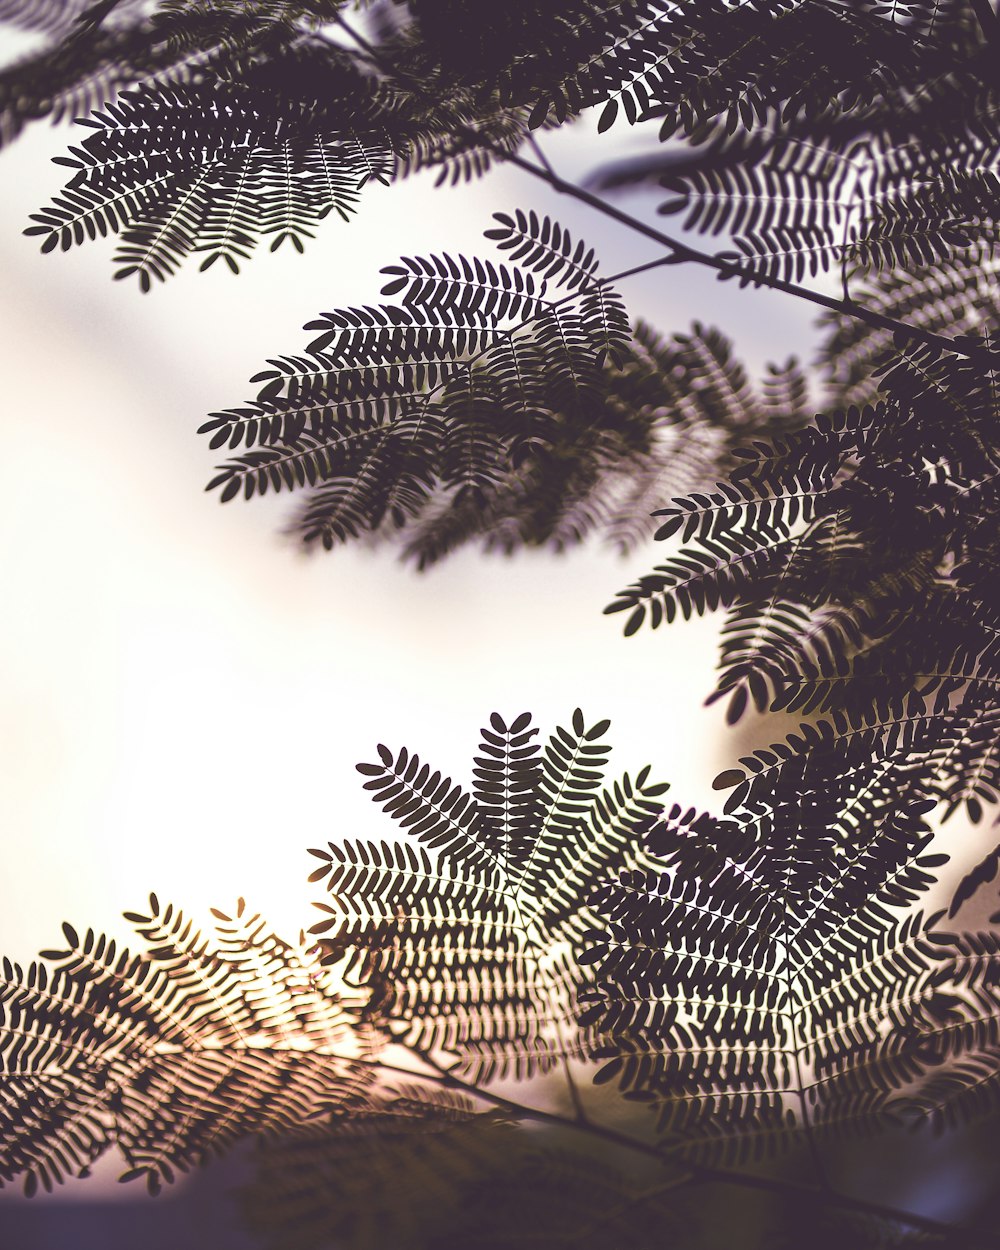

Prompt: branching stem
xmin=559 ymin=1050 xmax=589 ymax=1125
xmin=503 ymin=149 xmax=992 ymax=362
xmin=317 ymin=14 xmax=1000 ymax=1239
xmin=971 ymin=0 xmax=1000 ymax=51
xmin=333 ymin=12 xmax=995 ymax=366
xmin=527 ymin=133 xmax=558 ymax=181
xmin=372 ymin=1050 xmax=990 ymax=1246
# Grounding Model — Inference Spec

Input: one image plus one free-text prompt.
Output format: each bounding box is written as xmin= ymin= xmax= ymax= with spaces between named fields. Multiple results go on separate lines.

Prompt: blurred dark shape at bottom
xmin=0 ymin=1149 xmax=255 ymax=1250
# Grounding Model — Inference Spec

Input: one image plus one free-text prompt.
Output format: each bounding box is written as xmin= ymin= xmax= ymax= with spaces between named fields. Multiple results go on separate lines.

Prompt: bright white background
xmin=0 ymin=104 xmax=818 ymax=970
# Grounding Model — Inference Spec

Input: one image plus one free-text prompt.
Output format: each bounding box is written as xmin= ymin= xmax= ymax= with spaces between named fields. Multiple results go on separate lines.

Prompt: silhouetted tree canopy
xmin=5 ymin=1 xmax=1000 ymax=1246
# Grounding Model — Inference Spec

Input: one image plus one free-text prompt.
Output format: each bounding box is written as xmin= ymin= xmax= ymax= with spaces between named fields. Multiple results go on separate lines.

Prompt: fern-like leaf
xmin=308 ymin=710 xmax=668 ymax=1081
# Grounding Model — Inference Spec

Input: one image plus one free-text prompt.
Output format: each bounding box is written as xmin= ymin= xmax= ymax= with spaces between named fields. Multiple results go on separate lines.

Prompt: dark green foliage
xmin=423 ymin=1147 xmax=686 ymax=1250
xmin=245 ymin=1112 xmax=685 ymax=1250
xmin=242 ymin=1092 xmax=516 ymax=1250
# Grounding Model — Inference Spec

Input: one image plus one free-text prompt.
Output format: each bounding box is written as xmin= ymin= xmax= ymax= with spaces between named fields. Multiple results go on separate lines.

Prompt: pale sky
xmin=0 ymin=105 xmax=821 ymax=964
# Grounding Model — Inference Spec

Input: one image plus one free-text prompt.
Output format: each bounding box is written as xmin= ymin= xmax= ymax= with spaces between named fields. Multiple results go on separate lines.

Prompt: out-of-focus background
xmin=0 ymin=106 xmax=816 ymax=964
xmin=0 ymin=33 xmax=985 ymax=1246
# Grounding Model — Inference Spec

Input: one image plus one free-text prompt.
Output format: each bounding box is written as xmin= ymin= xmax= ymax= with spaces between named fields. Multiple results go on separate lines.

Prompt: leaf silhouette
xmin=584 ymin=749 xmax=1000 ymax=1162
xmin=0 ymin=896 xmax=374 ymax=1195
xmin=308 ymin=710 xmax=668 ymax=1080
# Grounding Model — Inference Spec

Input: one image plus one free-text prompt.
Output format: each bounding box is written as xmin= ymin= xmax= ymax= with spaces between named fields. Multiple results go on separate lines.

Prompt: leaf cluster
xmin=200 ymin=213 xmax=809 ymax=561
xmin=9 ymin=1 xmax=1000 ymax=1246
xmin=611 ymin=337 xmax=1000 ymax=831
xmin=0 ymin=895 xmax=373 ymax=1195
xmin=4 ymin=712 xmax=1000 ymax=1250
xmin=591 ymin=0 xmax=996 ymax=292
xmin=308 ymin=709 xmax=668 ymax=1080
xmin=12 ymin=0 xmax=1000 ymax=570
xmin=584 ymin=750 xmax=982 ymax=1160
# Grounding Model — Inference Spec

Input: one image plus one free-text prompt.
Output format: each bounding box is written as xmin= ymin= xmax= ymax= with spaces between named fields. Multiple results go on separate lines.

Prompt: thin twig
xmin=72 ymin=0 xmax=128 ymax=38
xmin=559 ymin=1051 xmax=589 ymax=1125
xmin=370 ymin=1050 xmax=992 ymax=1246
xmin=333 ymin=12 xmax=996 ymax=366
xmin=527 ymin=133 xmax=558 ymax=180
xmin=971 ymin=0 xmax=1000 ymax=51
xmin=502 ymin=149 xmax=995 ymax=362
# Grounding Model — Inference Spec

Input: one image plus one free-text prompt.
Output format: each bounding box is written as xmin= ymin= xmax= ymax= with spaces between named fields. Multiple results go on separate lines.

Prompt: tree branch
xmin=971 ymin=0 xmax=1000 ymax=51
xmin=502 ymin=149 xmax=995 ymax=364
xmin=333 ymin=12 xmax=996 ymax=367
xmin=372 ymin=1049 xmax=992 ymax=1246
